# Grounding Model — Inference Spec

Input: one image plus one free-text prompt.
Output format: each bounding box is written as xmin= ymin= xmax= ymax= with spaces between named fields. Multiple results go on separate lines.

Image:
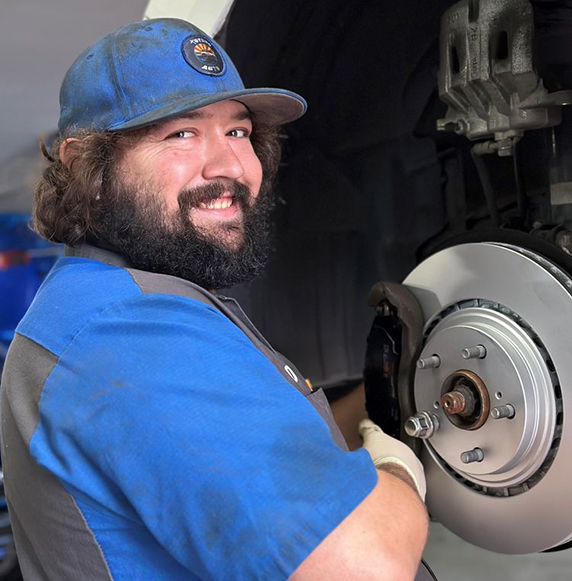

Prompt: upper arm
xmin=290 ymin=469 xmax=428 ymax=581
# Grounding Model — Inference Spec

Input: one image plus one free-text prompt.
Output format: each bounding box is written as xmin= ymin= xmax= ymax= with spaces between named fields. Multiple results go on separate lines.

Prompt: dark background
xmin=224 ymin=0 xmax=454 ymax=388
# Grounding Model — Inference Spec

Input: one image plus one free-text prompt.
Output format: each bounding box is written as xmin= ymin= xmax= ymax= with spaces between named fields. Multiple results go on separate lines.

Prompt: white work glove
xmin=359 ymin=418 xmax=426 ymax=501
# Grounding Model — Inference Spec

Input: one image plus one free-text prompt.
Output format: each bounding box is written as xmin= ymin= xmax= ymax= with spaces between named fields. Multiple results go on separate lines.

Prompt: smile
xmin=198 ymin=196 xmax=234 ymax=210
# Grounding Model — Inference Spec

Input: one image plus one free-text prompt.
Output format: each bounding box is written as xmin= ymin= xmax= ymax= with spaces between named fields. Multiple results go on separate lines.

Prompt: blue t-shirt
xmin=5 ymin=254 xmax=377 ymax=580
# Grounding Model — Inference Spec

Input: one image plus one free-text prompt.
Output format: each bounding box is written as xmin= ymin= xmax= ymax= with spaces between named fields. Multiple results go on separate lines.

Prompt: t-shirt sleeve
xmin=33 ymin=294 xmax=377 ymax=580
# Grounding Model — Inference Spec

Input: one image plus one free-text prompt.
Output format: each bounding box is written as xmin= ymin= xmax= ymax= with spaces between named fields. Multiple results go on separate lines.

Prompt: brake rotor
xmin=403 ymin=241 xmax=572 ymax=554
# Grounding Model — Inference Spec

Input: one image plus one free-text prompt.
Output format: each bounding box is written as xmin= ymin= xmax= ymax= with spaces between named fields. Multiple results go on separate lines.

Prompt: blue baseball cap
xmin=58 ymin=18 xmax=307 ymax=135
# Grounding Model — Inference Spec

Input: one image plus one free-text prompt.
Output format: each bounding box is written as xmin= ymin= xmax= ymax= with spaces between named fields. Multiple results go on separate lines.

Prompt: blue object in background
xmin=0 ymin=213 xmax=59 ymax=581
xmin=0 ymin=213 xmax=61 ymax=366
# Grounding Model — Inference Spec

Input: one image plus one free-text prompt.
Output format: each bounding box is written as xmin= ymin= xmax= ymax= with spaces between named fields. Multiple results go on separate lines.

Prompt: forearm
xmin=377 ymin=462 xmax=419 ymax=497
xmin=365 ymin=470 xmax=429 ymax=580
xmin=374 ymin=470 xmax=429 ymax=577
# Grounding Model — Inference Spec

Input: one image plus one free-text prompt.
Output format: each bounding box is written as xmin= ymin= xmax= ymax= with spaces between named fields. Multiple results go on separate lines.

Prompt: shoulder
xmin=17 ymin=256 xmax=242 ymax=356
xmin=18 ymin=256 xmax=140 ymax=354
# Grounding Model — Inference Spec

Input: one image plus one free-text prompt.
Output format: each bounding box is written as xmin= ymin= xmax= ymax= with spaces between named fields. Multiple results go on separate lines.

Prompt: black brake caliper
xmin=364 ymin=300 xmax=402 ymax=440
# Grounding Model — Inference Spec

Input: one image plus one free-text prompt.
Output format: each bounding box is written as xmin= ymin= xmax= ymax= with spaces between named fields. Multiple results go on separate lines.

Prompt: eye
xmin=167 ymin=130 xmax=195 ymax=139
xmin=228 ymin=128 xmax=250 ymax=138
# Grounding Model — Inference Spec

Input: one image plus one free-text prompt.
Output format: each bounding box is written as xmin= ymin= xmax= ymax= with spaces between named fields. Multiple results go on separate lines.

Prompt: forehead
xmin=160 ymin=100 xmax=251 ymax=127
xmin=120 ymin=100 xmax=252 ymax=145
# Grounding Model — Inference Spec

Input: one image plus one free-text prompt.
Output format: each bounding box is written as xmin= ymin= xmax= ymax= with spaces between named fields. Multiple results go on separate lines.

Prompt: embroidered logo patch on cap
xmin=182 ymin=36 xmax=225 ymax=76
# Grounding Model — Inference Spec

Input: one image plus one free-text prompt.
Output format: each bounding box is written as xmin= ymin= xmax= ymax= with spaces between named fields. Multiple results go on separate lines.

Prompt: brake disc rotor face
xmin=403 ymin=242 xmax=571 ymax=554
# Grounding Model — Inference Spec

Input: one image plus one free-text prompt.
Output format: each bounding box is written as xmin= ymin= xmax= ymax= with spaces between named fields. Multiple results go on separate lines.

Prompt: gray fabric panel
xmin=307 ymin=389 xmax=348 ymax=450
xmin=6 ymin=501 xmax=50 ymax=581
xmin=1 ymin=336 xmax=114 ymax=581
xmin=1 ymin=334 xmax=57 ymax=443
xmin=128 ymin=268 xmax=215 ymax=309
xmin=65 ymin=244 xmax=130 ymax=268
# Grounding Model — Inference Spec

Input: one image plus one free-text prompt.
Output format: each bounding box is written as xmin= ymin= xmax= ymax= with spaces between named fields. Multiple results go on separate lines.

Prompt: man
xmin=1 ymin=18 xmax=428 ymax=581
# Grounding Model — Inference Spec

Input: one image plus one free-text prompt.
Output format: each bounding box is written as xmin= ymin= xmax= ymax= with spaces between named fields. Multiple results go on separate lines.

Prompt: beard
xmin=95 ymin=177 xmax=274 ymax=290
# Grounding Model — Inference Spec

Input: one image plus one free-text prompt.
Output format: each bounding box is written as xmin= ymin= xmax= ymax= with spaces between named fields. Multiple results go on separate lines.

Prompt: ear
xmin=59 ymin=138 xmax=81 ymax=169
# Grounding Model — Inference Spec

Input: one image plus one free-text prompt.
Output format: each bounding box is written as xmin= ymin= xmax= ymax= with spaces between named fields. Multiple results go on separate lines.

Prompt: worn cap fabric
xmin=58 ymin=18 xmax=307 ymax=134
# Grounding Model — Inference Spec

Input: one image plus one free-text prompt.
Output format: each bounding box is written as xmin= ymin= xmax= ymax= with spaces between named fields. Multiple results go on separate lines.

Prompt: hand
xmin=359 ymin=419 xmax=426 ymax=501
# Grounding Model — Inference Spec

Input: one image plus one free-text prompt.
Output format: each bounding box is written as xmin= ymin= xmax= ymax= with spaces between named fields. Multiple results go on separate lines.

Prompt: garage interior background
xmin=1 ymin=0 xmax=572 ymax=579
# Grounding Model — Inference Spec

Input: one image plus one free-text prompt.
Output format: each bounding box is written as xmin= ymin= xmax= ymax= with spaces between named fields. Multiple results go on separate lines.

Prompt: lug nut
xmin=404 ymin=411 xmax=440 ymax=439
xmin=460 ymin=447 xmax=484 ymax=464
xmin=462 ymin=345 xmax=487 ymax=360
xmin=491 ymin=404 xmax=515 ymax=420
xmin=417 ymin=355 xmax=441 ymax=370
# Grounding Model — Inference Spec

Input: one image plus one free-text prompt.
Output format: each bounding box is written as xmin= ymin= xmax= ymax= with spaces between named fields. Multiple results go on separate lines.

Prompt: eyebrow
xmin=176 ymin=109 xmax=252 ymax=121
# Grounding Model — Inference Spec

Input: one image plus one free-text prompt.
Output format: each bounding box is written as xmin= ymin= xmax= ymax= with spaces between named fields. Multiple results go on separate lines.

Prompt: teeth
xmin=199 ymin=197 xmax=234 ymax=210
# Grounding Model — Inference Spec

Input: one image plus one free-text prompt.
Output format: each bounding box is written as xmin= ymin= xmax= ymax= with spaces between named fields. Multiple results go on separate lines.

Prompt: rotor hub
xmin=440 ymin=370 xmax=489 ymax=429
xmin=415 ymin=301 xmax=558 ymax=490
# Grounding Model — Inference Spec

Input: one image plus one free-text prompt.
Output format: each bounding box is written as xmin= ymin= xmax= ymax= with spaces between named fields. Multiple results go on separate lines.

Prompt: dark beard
xmin=96 ymin=179 xmax=274 ymax=290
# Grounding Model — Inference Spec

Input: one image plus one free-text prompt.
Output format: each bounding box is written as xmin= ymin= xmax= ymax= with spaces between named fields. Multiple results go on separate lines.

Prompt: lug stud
xmin=491 ymin=404 xmax=515 ymax=420
xmin=460 ymin=447 xmax=484 ymax=464
xmin=462 ymin=345 xmax=487 ymax=360
xmin=417 ymin=355 xmax=441 ymax=370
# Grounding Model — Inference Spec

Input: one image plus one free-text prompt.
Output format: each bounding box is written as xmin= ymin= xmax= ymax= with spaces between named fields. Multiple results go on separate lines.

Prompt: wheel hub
xmin=416 ymin=301 xmax=558 ymax=489
xmin=440 ymin=369 xmax=490 ymax=430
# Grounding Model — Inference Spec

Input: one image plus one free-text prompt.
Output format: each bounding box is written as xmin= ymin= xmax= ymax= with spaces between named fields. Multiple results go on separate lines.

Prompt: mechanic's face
xmin=97 ymin=100 xmax=273 ymax=290
xmin=116 ymin=100 xmax=263 ymax=251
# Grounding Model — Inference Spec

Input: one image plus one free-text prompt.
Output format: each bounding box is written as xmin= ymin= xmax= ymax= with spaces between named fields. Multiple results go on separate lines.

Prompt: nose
xmin=201 ymin=136 xmax=244 ymax=181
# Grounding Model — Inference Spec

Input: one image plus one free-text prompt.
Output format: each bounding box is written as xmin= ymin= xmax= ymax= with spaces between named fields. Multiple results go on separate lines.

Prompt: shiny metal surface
xmin=404 ymin=243 xmax=571 ymax=553
xmin=405 ymin=411 xmax=440 ymax=440
xmin=416 ymin=307 xmax=555 ymax=485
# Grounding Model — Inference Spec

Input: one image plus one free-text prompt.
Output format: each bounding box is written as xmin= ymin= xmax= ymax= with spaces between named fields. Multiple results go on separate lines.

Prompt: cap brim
xmin=108 ymin=87 xmax=306 ymax=132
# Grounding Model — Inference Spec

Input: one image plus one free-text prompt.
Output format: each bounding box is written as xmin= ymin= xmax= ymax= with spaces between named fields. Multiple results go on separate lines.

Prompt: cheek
xmin=162 ymin=151 xmax=198 ymax=180
xmin=130 ymin=151 xmax=202 ymax=212
xmin=245 ymin=151 xmax=263 ymax=195
xmin=148 ymin=152 xmax=200 ymax=193
xmin=120 ymin=146 xmax=199 ymax=184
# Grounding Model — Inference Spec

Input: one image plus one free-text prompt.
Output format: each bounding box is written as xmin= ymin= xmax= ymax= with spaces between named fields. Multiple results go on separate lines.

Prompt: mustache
xmin=178 ymin=181 xmax=252 ymax=211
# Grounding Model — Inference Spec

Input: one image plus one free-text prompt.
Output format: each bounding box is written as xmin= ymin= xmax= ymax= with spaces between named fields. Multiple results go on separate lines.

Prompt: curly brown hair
xmin=34 ymin=121 xmax=281 ymax=246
